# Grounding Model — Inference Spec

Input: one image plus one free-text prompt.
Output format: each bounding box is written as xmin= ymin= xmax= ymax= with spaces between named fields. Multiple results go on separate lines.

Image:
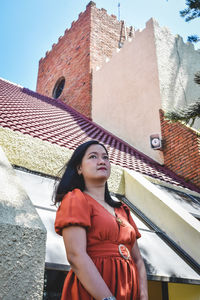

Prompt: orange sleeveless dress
xmin=55 ymin=189 xmax=141 ymax=300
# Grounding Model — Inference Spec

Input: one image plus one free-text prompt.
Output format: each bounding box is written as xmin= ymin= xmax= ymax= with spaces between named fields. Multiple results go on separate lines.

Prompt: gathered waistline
xmin=87 ymin=242 xmax=132 ymax=261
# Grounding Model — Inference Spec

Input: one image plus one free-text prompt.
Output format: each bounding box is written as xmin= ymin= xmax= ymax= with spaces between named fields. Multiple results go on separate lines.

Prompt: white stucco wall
xmin=92 ymin=19 xmax=164 ymax=163
xmin=154 ymin=22 xmax=200 ymax=130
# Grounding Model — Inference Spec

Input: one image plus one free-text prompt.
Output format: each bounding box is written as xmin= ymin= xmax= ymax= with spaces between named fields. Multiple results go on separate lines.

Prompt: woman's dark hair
xmin=53 ymin=140 xmax=121 ymax=208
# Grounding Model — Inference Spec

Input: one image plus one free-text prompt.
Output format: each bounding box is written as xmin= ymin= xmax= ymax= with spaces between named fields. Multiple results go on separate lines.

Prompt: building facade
xmin=1 ymin=1 xmax=200 ymax=299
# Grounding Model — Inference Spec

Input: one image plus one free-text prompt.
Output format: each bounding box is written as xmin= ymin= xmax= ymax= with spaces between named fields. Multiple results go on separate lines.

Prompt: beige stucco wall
xmin=92 ymin=18 xmax=164 ymax=164
xmin=154 ymin=22 xmax=200 ymax=130
xmin=124 ymin=168 xmax=200 ymax=263
xmin=92 ymin=18 xmax=200 ymax=163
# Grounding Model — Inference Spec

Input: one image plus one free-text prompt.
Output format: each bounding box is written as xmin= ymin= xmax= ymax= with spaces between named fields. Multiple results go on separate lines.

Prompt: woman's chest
xmin=87 ymin=204 xmax=136 ymax=245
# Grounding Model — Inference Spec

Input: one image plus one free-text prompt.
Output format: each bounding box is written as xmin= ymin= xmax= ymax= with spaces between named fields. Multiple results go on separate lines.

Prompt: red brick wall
xmin=36 ymin=3 xmax=91 ymax=117
xmin=36 ymin=2 xmax=132 ymax=118
xmin=160 ymin=110 xmax=200 ymax=188
xmin=90 ymin=4 xmax=131 ymax=71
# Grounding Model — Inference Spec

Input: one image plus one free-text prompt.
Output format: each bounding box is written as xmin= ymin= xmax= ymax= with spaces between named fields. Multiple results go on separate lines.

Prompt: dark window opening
xmin=52 ymin=78 xmax=65 ymax=99
xmin=43 ymin=269 xmax=67 ymax=300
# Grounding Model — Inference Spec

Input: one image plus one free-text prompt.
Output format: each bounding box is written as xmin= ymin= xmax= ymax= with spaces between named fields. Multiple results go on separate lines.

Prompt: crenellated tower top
xmin=36 ymin=2 xmax=133 ymax=118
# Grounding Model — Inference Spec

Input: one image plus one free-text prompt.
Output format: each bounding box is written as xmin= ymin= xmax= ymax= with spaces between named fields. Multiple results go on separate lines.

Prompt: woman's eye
xmin=103 ymin=155 xmax=109 ymax=160
xmin=89 ymin=155 xmax=97 ymax=159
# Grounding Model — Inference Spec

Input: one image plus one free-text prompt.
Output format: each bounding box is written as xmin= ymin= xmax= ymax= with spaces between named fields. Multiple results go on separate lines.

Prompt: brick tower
xmin=36 ymin=1 xmax=132 ymax=118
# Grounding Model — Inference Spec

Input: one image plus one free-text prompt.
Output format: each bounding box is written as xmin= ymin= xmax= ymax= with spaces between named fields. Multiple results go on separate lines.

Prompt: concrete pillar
xmin=0 ymin=147 xmax=47 ymax=300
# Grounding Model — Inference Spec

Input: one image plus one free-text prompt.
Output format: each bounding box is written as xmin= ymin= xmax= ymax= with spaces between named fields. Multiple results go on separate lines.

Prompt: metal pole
xmin=118 ymin=2 xmax=120 ymax=21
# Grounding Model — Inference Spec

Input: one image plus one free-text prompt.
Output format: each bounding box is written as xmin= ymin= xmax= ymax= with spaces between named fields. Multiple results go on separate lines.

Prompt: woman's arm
xmin=62 ymin=226 xmax=114 ymax=300
xmin=131 ymin=241 xmax=148 ymax=300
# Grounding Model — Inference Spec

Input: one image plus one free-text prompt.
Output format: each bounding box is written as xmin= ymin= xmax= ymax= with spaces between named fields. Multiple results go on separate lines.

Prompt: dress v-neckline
xmin=83 ymin=192 xmax=117 ymax=219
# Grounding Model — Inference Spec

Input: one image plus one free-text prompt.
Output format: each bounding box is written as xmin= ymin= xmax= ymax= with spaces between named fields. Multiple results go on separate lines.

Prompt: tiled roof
xmin=0 ymin=77 xmax=199 ymax=193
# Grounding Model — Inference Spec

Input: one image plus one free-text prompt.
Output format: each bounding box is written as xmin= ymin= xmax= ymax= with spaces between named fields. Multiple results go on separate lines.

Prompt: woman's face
xmin=78 ymin=144 xmax=111 ymax=184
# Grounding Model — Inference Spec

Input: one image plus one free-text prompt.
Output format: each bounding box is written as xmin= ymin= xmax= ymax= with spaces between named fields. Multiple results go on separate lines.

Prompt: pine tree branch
xmin=180 ymin=0 xmax=200 ymax=22
xmin=194 ymin=71 xmax=200 ymax=84
xmin=165 ymin=100 xmax=200 ymax=128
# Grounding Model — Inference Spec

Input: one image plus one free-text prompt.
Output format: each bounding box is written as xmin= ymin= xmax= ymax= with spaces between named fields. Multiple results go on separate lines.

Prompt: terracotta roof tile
xmin=0 ymin=77 xmax=200 ymax=193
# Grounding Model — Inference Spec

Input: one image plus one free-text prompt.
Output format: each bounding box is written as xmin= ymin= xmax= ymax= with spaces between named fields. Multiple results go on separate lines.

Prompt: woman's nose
xmin=98 ymin=157 xmax=106 ymax=164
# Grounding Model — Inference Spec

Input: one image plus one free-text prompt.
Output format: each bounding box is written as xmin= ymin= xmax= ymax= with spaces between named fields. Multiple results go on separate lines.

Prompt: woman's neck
xmin=84 ymin=183 xmax=105 ymax=202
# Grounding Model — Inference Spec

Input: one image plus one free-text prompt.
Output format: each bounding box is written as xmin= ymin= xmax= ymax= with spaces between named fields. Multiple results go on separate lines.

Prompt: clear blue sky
xmin=1 ymin=0 xmax=199 ymax=91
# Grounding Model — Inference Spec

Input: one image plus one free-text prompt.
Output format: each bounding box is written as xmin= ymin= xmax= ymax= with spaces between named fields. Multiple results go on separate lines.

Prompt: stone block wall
xmin=36 ymin=1 xmax=132 ymax=118
xmin=160 ymin=110 xmax=200 ymax=188
xmin=0 ymin=146 xmax=46 ymax=299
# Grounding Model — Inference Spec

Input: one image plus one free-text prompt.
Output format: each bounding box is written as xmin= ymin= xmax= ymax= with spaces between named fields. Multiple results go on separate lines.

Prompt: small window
xmin=52 ymin=77 xmax=65 ymax=99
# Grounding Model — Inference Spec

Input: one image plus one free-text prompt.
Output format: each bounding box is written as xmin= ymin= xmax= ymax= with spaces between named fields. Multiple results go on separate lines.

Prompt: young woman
xmin=54 ymin=140 xmax=148 ymax=300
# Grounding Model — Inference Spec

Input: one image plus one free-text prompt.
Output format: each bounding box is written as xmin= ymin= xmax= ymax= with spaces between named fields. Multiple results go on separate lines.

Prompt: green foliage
xmin=180 ymin=0 xmax=200 ymax=22
xmin=194 ymin=71 xmax=200 ymax=84
xmin=187 ymin=35 xmax=200 ymax=43
xmin=180 ymin=0 xmax=200 ymax=43
xmin=165 ymin=101 xmax=200 ymax=127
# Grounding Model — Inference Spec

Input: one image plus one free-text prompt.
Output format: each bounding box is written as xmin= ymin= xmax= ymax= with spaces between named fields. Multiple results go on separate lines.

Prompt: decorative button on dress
xmin=55 ymin=189 xmax=141 ymax=300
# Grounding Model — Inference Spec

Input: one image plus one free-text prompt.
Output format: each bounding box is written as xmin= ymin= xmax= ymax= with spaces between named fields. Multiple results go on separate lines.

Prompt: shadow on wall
xmin=139 ymin=246 xmax=158 ymax=276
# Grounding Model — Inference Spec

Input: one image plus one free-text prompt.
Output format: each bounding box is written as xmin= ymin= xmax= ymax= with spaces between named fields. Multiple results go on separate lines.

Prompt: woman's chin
xmin=93 ymin=175 xmax=109 ymax=183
